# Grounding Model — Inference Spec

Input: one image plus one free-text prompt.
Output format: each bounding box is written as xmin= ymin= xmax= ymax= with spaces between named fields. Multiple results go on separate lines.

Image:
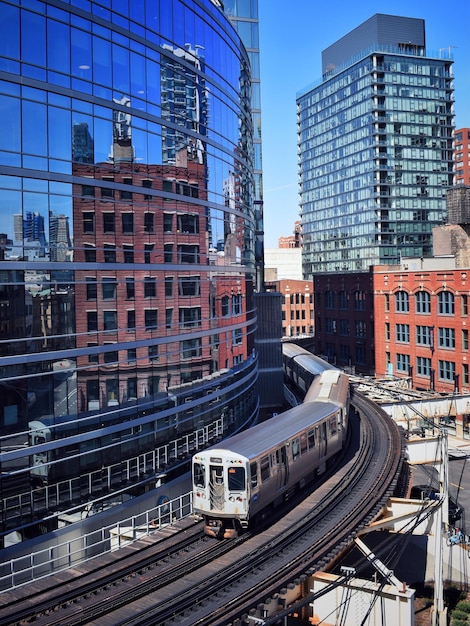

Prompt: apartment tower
xmin=297 ymin=14 xmax=455 ymax=278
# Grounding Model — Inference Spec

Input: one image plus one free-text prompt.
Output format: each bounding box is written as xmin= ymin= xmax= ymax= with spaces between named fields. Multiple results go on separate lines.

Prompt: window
xmin=385 ymin=322 xmax=390 ymax=341
xmin=104 ymin=245 xmax=116 ymax=263
xmin=354 ymin=320 xmax=366 ymax=338
xmin=86 ymin=277 xmax=97 ymax=300
xmin=148 ymin=344 xmax=159 ymax=361
xmin=162 ymin=180 xmax=173 ymax=194
xmin=307 ymin=429 xmax=315 ymax=449
xmin=193 ymin=463 xmax=205 ymax=488
xmin=232 ymin=294 xmax=242 ymax=315
xmin=250 ymin=462 xmax=258 ymax=488
xmin=462 ymin=294 xmax=468 ymax=316
xmin=127 ymin=348 xmax=136 ymax=362
xmin=101 ymin=186 xmax=114 ymax=199
xmin=463 ymin=363 xmax=469 ymax=386
xmin=102 ymin=277 xmax=117 ymax=300
xmin=103 ymin=310 xmax=117 ymax=331
xmin=181 ymin=337 xmax=202 ymax=359
xmin=165 ymin=308 xmax=173 ymax=329
xmin=145 ymin=309 xmax=158 ymax=331
xmin=232 ymin=328 xmax=243 ymax=345
xmin=325 ymin=291 xmax=334 ymax=309
xmin=142 ymin=179 xmax=152 ymax=200
xmin=339 ymin=319 xmax=349 ymax=336
xmin=354 ymin=290 xmax=366 ymax=311
xmin=384 ymin=293 xmax=390 ymax=312
xmin=103 ymin=346 xmax=118 ymax=364
xmin=395 ymin=291 xmax=409 ymax=313
xmin=82 ymin=184 xmax=95 ymax=197
xmin=144 ymin=277 xmax=156 ymax=298
xmin=439 ymin=360 xmax=455 ymax=381
xmin=260 ymin=456 xmax=270 ymax=481
xmin=84 ymin=244 xmax=96 ymax=262
xmin=127 ymin=310 xmax=136 ymax=330
xmin=83 ymin=212 xmax=95 ymax=233
xmin=415 ymin=291 xmax=431 ymax=314
xmin=87 ymin=311 xmax=98 ymax=332
xmin=165 ymin=277 xmax=173 ymax=297
xmin=438 ymin=327 xmax=455 ymax=348
xmin=228 ymin=467 xmax=245 ymax=490
xmin=126 ymin=277 xmax=135 ymax=299
xmin=164 ymin=243 xmax=173 ymax=263
xmin=396 ymin=353 xmax=410 ymax=372
xmin=291 ymin=437 xmax=300 ymax=461
xmin=88 ymin=343 xmax=99 ymax=363
xmin=121 ymin=213 xmax=134 ymax=233
xmin=416 ymin=325 xmax=432 ymax=345
xmin=178 ymin=276 xmax=200 ymax=296
xmin=339 ymin=291 xmax=348 ymax=309
xmin=144 ymin=244 xmax=154 ymax=264
xmin=326 ymin=318 xmax=336 ymax=334
xmin=221 ymin=295 xmax=230 ymax=316
xmin=178 ymin=244 xmax=199 ymax=263
xmin=463 ymin=329 xmax=469 ymax=351
xmin=355 ymin=345 xmax=366 ymax=365
xmin=163 ymin=213 xmax=173 ymax=232
xmin=396 ymin=323 xmax=410 ymax=343
xmin=103 ymin=213 xmax=115 ymax=232
xmin=123 ymin=245 xmax=134 ymax=263
xmin=179 ymin=307 xmax=201 ymax=328
xmin=416 ymin=356 xmax=431 ymax=376
xmin=120 ymin=178 xmax=132 ymax=200
xmin=177 ymin=214 xmax=199 ymax=234
xmin=144 ymin=212 xmax=154 ymax=232
xmin=438 ymin=291 xmax=454 ymax=315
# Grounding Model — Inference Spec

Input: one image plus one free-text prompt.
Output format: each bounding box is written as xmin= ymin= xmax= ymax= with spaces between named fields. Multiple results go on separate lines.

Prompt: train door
xmin=318 ymin=422 xmax=328 ymax=459
xmin=209 ymin=464 xmax=225 ymax=511
xmin=276 ymin=446 xmax=288 ymax=490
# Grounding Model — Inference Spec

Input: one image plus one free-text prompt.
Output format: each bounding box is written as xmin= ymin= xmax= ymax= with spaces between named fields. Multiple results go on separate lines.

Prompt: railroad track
xmin=2 ymin=390 xmax=403 ymax=626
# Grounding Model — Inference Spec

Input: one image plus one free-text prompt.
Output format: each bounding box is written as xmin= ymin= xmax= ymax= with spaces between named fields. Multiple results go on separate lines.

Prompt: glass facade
xmin=0 ymin=0 xmax=258 ymax=543
xmin=298 ymin=28 xmax=454 ymax=276
xmin=224 ymin=0 xmax=264 ymax=290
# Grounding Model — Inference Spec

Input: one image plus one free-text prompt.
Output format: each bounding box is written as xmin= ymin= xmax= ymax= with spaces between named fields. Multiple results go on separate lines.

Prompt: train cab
xmin=192 ymin=449 xmax=250 ymax=538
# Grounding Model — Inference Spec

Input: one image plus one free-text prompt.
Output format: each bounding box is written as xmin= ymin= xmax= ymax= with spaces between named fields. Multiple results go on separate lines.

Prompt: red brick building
xmin=312 ymin=272 xmax=374 ymax=373
xmin=373 ymin=261 xmax=470 ymax=394
xmin=265 ymin=279 xmax=313 ymax=338
xmin=454 ymin=128 xmax=470 ymax=186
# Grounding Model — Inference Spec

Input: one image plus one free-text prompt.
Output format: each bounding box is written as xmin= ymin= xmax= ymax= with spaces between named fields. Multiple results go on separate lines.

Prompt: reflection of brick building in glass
xmin=73 ymin=159 xmax=213 ymax=409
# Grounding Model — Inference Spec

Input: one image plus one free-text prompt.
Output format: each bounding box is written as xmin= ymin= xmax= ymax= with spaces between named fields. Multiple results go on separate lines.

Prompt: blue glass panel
xmin=22 ymin=100 xmax=47 ymax=156
xmin=94 ymin=116 xmax=113 ymax=163
xmin=71 ymin=27 xmax=92 ymax=79
xmin=0 ymin=4 xmax=19 ymax=60
xmin=47 ymin=19 xmax=70 ymax=74
xmin=112 ymin=43 xmax=130 ymax=94
xmin=21 ymin=9 xmax=46 ymax=67
xmin=93 ymin=36 xmax=112 ymax=87
xmin=49 ymin=106 xmax=71 ymax=161
xmin=130 ymin=51 xmax=146 ymax=98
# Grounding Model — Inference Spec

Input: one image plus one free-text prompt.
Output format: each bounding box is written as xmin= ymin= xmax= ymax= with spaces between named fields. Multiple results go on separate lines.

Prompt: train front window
xmin=211 ymin=465 xmax=224 ymax=484
xmin=194 ymin=462 xmax=205 ymax=488
xmin=228 ymin=467 xmax=245 ymax=491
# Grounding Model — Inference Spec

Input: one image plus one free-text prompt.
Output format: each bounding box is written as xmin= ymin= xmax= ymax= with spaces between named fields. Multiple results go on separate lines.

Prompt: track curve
xmin=1 ymin=390 xmax=404 ymax=626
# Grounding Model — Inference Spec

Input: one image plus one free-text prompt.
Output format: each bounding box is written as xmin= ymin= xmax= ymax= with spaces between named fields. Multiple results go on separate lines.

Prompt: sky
xmin=258 ymin=0 xmax=470 ymax=248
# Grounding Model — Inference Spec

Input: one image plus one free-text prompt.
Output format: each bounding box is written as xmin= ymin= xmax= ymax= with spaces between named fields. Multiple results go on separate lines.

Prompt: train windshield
xmin=228 ymin=467 xmax=245 ymax=491
xmin=193 ymin=462 xmax=205 ymax=488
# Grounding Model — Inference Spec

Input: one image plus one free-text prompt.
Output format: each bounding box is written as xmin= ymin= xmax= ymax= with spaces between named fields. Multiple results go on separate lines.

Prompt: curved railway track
xmin=1 ymin=390 xmax=404 ymax=626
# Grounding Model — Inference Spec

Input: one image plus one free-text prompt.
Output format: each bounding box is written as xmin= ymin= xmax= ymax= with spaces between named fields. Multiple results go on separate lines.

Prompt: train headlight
xmin=229 ymin=496 xmax=234 ymax=502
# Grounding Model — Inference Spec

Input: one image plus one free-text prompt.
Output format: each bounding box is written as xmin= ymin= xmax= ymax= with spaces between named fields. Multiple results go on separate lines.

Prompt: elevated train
xmin=192 ymin=344 xmax=349 ymax=538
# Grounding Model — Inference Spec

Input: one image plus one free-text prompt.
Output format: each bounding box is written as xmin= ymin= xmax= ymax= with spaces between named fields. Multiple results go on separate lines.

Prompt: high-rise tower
xmin=297 ymin=14 xmax=455 ymax=277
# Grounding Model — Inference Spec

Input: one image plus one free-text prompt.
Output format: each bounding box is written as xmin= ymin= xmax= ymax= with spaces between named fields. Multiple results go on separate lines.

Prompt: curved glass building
xmin=0 ymin=0 xmax=258 ymax=543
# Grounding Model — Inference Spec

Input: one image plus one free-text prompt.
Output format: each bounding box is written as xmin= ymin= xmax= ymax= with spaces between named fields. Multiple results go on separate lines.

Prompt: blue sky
xmin=258 ymin=0 xmax=470 ymax=248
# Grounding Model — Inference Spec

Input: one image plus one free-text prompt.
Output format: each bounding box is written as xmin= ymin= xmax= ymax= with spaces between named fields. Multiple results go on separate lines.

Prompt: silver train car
xmin=282 ymin=342 xmax=335 ymax=396
xmin=192 ymin=367 xmax=350 ymax=538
